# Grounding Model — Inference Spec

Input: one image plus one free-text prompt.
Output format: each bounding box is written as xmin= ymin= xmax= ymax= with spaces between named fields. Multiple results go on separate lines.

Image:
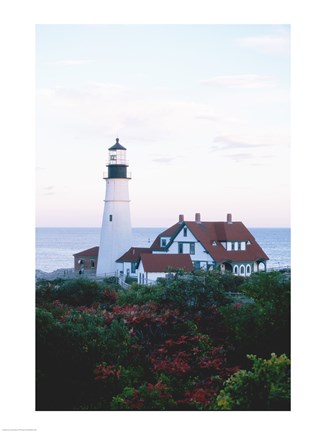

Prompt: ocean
xmin=36 ymin=227 xmax=290 ymax=273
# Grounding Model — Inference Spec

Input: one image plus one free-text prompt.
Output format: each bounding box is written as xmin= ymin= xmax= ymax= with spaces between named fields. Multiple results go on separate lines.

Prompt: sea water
xmin=36 ymin=227 xmax=290 ymax=273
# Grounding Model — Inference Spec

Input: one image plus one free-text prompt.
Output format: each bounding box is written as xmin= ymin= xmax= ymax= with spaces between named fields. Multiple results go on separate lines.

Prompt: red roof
xmin=150 ymin=220 xmax=269 ymax=263
xmin=150 ymin=222 xmax=181 ymax=251
xmin=73 ymin=246 xmax=99 ymax=257
xmin=116 ymin=247 xmax=151 ymax=262
xmin=139 ymin=253 xmax=193 ymax=273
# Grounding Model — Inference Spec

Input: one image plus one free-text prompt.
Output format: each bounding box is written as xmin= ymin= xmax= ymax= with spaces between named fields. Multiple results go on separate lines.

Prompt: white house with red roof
xmin=115 ymin=212 xmax=269 ymax=285
xmin=137 ymin=254 xmax=193 ymax=285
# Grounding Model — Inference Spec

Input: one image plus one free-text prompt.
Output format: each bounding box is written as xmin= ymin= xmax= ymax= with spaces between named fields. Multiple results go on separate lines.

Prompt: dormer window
xmin=161 ymin=238 xmax=167 ymax=247
xmin=212 ymin=241 xmax=217 ymax=246
xmin=231 ymin=242 xmax=235 ymax=250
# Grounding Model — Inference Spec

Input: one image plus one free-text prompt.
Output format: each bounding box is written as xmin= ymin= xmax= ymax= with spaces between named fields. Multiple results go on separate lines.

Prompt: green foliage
xmin=117 ymin=282 xmax=164 ymax=306
xmin=36 ymin=270 xmax=290 ymax=411
xmin=219 ymin=271 xmax=290 ymax=363
xmin=111 ymin=381 xmax=176 ymax=410
xmin=214 ymin=353 xmax=290 ymax=410
xmin=36 ymin=278 xmax=119 ymax=307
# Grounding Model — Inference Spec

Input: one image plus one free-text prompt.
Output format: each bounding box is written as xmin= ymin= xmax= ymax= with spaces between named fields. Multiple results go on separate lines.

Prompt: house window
xmin=183 ymin=227 xmax=187 ymax=237
xmin=246 ymin=265 xmax=251 ymax=275
xmin=240 ymin=265 xmax=245 ymax=275
xmin=234 ymin=265 xmax=238 ymax=274
xmin=190 ymin=243 xmax=195 ymax=254
xmin=91 ymin=259 xmax=95 ymax=268
xmin=161 ymin=238 xmax=167 ymax=247
xmin=109 ymin=214 xmax=113 ymax=222
xmin=194 ymin=261 xmax=200 ymax=270
xmin=178 ymin=243 xmax=183 ymax=254
xmin=232 ymin=242 xmax=235 ymax=250
xmin=131 ymin=262 xmax=136 ymax=273
xmin=238 ymin=243 xmax=241 ymax=250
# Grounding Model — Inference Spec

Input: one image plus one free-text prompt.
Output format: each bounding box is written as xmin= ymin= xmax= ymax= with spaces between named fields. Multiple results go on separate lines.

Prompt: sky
xmin=36 ymin=24 xmax=290 ymax=228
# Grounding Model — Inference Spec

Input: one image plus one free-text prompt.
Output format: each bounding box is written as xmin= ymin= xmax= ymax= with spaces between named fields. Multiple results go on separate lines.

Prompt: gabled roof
xmin=116 ymin=247 xmax=151 ymax=263
xmin=185 ymin=221 xmax=268 ymax=262
xmin=73 ymin=246 xmax=99 ymax=258
xmin=139 ymin=253 xmax=193 ymax=273
xmin=150 ymin=222 xmax=182 ymax=251
xmin=150 ymin=219 xmax=269 ymax=263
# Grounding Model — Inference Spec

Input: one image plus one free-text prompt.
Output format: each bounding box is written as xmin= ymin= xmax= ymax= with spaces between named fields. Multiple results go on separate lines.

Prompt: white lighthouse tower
xmin=96 ymin=138 xmax=133 ymax=276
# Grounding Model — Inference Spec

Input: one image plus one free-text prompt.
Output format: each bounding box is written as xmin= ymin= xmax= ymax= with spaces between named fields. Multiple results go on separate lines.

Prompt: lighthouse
xmin=96 ymin=138 xmax=133 ymax=276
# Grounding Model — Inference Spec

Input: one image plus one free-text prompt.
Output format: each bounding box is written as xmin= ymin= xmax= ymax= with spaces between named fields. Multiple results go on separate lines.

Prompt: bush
xmin=214 ymin=353 xmax=290 ymax=410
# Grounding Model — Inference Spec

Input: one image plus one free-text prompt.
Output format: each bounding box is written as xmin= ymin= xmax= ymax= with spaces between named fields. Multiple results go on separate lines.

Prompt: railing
xmin=266 ymin=266 xmax=291 ymax=272
xmin=35 ymin=269 xmax=129 ymax=287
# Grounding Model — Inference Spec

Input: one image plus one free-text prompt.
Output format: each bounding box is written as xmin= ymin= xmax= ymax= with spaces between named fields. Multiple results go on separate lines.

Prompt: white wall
xmin=226 ymin=241 xmax=246 ymax=251
xmin=137 ymin=261 xmax=166 ymax=284
xmin=96 ymin=178 xmax=133 ymax=276
xmin=120 ymin=262 xmax=137 ymax=277
xmin=169 ymin=225 xmax=213 ymax=263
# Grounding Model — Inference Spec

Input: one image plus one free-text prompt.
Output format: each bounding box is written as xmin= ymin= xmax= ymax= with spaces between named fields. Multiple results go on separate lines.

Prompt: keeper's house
xmin=116 ymin=213 xmax=269 ymax=284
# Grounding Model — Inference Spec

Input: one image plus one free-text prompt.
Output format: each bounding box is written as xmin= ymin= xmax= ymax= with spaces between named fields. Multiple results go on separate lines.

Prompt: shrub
xmin=214 ymin=353 xmax=290 ymax=410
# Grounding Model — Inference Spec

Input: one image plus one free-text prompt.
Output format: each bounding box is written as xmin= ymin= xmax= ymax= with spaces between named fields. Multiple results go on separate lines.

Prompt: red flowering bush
xmin=103 ymin=288 xmax=118 ymax=304
xmin=151 ymin=335 xmax=236 ymax=377
xmin=95 ymin=363 xmax=122 ymax=381
xmin=103 ymin=302 xmax=185 ymax=352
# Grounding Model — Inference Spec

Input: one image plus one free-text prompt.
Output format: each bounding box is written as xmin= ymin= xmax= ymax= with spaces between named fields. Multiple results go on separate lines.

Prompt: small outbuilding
xmin=73 ymin=246 xmax=99 ymax=273
xmin=137 ymin=253 xmax=193 ymax=285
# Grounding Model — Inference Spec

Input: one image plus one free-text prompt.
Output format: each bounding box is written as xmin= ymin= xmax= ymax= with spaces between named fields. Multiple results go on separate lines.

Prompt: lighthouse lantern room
xmin=96 ymin=138 xmax=133 ymax=277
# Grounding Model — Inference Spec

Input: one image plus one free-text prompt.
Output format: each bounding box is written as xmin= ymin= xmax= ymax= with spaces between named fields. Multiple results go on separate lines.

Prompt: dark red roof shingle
xmin=73 ymin=246 xmax=99 ymax=257
xmin=150 ymin=220 xmax=269 ymax=263
xmin=139 ymin=253 xmax=193 ymax=273
xmin=116 ymin=247 xmax=151 ymax=263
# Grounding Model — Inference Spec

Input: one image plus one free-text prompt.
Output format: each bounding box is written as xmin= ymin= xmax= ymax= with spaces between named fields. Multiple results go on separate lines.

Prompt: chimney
xmin=179 ymin=214 xmax=184 ymax=223
xmin=227 ymin=213 xmax=232 ymax=224
xmin=195 ymin=213 xmax=201 ymax=223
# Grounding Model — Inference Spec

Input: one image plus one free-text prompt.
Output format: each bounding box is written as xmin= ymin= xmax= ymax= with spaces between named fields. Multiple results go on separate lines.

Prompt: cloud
xmin=230 ymin=153 xmax=252 ymax=162
xmin=194 ymin=114 xmax=244 ymax=125
xmin=211 ymin=135 xmax=265 ymax=151
xmin=201 ymin=74 xmax=277 ymax=89
xmin=236 ymin=33 xmax=290 ymax=55
xmin=152 ymin=157 xmax=174 ymax=164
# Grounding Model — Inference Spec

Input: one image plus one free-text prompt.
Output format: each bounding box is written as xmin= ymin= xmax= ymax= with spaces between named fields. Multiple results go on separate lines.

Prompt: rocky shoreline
xmin=36 ymin=268 xmax=76 ymax=280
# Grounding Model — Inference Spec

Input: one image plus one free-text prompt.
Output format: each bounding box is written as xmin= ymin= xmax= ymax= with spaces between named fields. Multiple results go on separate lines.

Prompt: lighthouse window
xmin=109 ymin=214 xmax=113 ymax=222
